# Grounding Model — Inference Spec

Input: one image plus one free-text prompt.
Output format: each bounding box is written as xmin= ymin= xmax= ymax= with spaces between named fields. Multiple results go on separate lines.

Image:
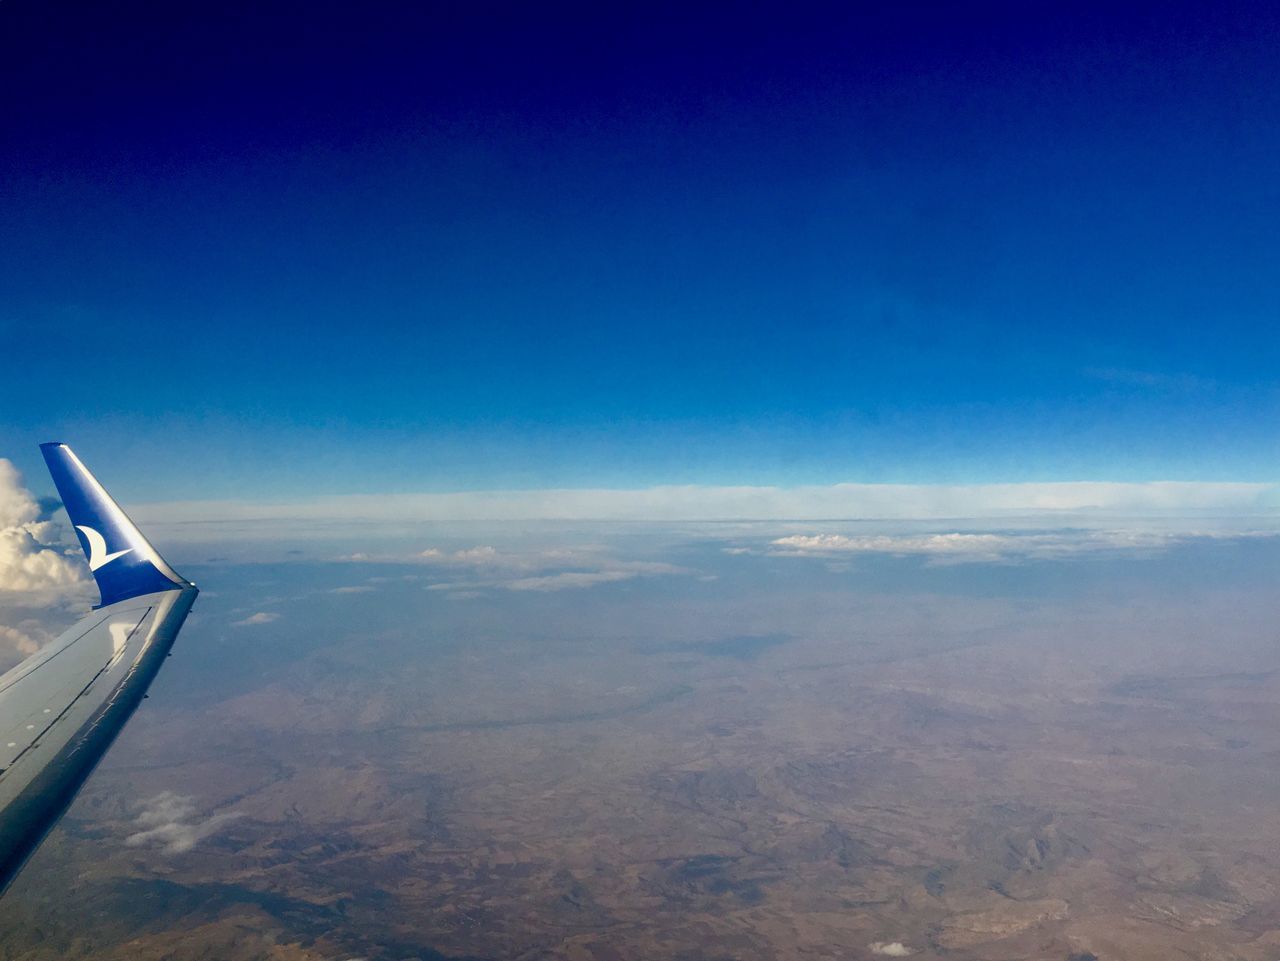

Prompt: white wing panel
xmin=0 ymin=594 xmax=172 ymax=802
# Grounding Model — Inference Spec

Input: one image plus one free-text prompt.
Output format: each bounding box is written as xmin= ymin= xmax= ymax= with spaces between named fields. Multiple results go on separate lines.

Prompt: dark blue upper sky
xmin=3 ymin=1 xmax=1280 ymax=498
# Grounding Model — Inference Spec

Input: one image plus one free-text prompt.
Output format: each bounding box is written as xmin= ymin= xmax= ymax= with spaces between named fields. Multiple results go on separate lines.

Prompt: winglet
xmin=40 ymin=443 xmax=190 ymax=609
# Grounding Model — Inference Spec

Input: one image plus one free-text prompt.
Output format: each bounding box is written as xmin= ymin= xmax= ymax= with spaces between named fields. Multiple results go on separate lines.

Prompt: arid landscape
xmin=2 ymin=527 xmax=1279 ymax=960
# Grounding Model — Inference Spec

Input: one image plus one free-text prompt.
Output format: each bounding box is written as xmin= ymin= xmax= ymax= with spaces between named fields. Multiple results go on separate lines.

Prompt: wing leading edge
xmin=0 ymin=445 xmax=197 ymax=895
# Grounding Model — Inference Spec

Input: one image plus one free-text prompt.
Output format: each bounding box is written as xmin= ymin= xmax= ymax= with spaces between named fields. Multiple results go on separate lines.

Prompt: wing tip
xmin=39 ymin=442 xmax=189 ymax=607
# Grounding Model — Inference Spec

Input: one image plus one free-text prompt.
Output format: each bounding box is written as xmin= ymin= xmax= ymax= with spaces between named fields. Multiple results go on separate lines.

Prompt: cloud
xmin=451 ymin=545 xmax=503 ymax=564
xmin=417 ymin=545 xmax=607 ymax=573
xmin=505 ymin=570 xmax=634 ymax=591
xmin=869 ymin=942 xmax=912 ymax=957
xmin=232 ymin=611 xmax=280 ymax=626
xmin=124 ymin=792 xmax=239 ymax=855
xmin=771 ymin=532 xmax=1013 ymax=563
xmin=328 ymin=585 xmax=377 ymax=594
xmin=0 ymin=460 xmax=90 ymax=602
xmin=766 ymin=528 xmax=1267 ymax=565
xmin=0 ymin=622 xmax=49 ymax=657
xmin=424 ymin=568 xmax=651 ymax=594
xmin=0 ymin=460 xmax=92 ymax=667
xmin=416 ymin=547 xmax=688 ymax=593
xmin=130 ymin=480 xmax=1279 ymax=534
xmin=0 ymin=460 xmax=42 ymax=530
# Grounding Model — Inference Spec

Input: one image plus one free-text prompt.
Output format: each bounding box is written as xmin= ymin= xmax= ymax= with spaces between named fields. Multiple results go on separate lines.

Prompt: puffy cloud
xmin=0 ymin=528 xmax=87 ymax=594
xmin=869 ymin=942 xmax=912 ymax=957
xmin=0 ymin=460 xmax=89 ymax=602
xmin=232 ymin=611 xmax=280 ymax=626
xmin=0 ymin=460 xmax=42 ymax=529
xmin=0 ymin=460 xmax=92 ymax=664
xmin=0 ymin=622 xmax=49 ymax=657
xmin=124 ymin=792 xmax=239 ymax=855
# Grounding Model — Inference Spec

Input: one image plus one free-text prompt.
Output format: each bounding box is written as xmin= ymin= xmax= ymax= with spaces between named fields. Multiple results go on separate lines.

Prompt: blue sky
xmin=3 ymin=2 xmax=1280 ymax=500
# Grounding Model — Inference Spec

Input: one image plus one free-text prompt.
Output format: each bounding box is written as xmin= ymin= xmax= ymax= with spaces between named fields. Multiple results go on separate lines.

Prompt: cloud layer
xmin=132 ymin=480 xmax=1279 ymax=534
xmin=413 ymin=545 xmax=687 ymax=594
xmin=767 ymin=528 xmax=1273 ymax=565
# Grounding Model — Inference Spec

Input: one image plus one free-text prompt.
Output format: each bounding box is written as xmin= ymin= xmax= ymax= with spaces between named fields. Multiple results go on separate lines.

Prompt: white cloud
xmin=0 ymin=459 xmax=90 ymax=602
xmin=328 ymin=585 xmax=377 ymax=594
xmin=0 ymin=622 xmax=48 ymax=657
xmin=869 ymin=942 xmax=912 ymax=957
xmin=0 ymin=461 xmax=92 ymax=667
xmin=124 ymin=792 xmax=239 ymax=855
xmin=416 ymin=545 xmax=606 ymax=573
xmin=764 ymin=528 xmax=1272 ymax=565
xmin=505 ymin=570 xmax=634 ymax=592
xmin=416 ymin=547 xmax=687 ymax=593
xmin=773 ymin=532 xmax=1010 ymax=561
xmin=232 ymin=611 xmax=280 ymax=626
xmin=0 ymin=460 xmax=41 ymax=530
xmin=130 ymin=480 xmax=1279 ymax=534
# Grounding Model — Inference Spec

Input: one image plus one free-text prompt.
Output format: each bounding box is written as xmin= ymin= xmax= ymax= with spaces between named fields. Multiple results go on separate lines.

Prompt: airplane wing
xmin=0 ymin=443 xmax=197 ymax=895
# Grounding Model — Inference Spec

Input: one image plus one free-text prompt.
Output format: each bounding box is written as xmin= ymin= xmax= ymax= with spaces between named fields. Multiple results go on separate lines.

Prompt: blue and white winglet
xmin=0 ymin=444 xmax=198 ymax=895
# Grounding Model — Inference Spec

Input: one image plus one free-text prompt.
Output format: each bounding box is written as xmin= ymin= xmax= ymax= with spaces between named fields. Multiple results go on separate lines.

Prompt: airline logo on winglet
xmin=75 ymin=525 xmax=133 ymax=571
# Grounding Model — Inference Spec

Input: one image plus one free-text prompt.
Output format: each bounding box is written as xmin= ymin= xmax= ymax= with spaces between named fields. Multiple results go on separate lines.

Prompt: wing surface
xmin=0 ymin=445 xmax=198 ymax=894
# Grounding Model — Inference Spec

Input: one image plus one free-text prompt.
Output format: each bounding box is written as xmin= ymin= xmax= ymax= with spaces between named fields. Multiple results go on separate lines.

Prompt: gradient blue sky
xmin=3 ymin=2 xmax=1280 ymax=500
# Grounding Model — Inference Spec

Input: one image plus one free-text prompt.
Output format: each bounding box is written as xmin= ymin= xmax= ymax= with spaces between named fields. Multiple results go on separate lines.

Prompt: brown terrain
xmin=1 ymin=551 xmax=1279 ymax=961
